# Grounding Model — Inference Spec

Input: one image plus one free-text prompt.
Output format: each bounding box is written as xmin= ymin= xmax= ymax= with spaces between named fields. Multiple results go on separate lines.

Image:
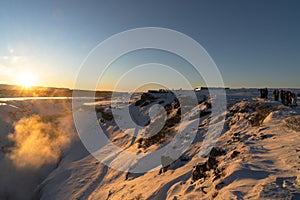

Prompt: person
xmin=259 ymin=88 xmax=268 ymax=99
xmin=291 ymin=93 xmax=297 ymax=108
xmin=264 ymin=88 xmax=268 ymax=99
xmin=287 ymin=91 xmax=292 ymax=106
xmin=282 ymin=90 xmax=288 ymax=105
xmin=259 ymin=88 xmax=264 ymax=98
xmin=280 ymin=90 xmax=284 ymax=104
xmin=273 ymin=89 xmax=279 ymax=101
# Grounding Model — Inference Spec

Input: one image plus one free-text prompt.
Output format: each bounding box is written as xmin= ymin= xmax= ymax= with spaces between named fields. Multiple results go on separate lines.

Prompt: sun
xmin=18 ymin=73 xmax=37 ymax=89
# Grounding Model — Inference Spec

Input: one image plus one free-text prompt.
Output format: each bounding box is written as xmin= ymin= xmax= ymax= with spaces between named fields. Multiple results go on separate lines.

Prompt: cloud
xmin=0 ymin=55 xmax=26 ymax=64
xmin=0 ymin=56 xmax=10 ymax=60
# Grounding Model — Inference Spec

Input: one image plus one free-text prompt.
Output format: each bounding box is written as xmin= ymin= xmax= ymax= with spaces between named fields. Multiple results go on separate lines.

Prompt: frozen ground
xmin=0 ymin=89 xmax=300 ymax=200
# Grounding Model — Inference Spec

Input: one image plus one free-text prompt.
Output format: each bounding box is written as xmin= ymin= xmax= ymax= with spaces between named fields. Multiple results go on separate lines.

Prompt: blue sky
xmin=0 ymin=0 xmax=299 ymax=90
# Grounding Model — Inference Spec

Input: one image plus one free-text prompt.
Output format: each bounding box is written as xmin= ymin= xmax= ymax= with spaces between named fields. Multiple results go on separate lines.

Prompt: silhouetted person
xmin=260 ymin=88 xmax=268 ymax=99
xmin=264 ymin=88 xmax=268 ymax=99
xmin=291 ymin=93 xmax=297 ymax=108
xmin=259 ymin=88 xmax=264 ymax=98
xmin=285 ymin=91 xmax=289 ymax=105
xmin=259 ymin=88 xmax=268 ymax=99
xmin=287 ymin=91 xmax=292 ymax=106
xmin=273 ymin=89 xmax=279 ymax=101
xmin=280 ymin=90 xmax=284 ymax=103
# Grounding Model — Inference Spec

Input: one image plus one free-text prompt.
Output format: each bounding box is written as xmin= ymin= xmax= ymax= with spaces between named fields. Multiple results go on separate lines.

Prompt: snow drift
xmin=0 ymin=89 xmax=300 ymax=199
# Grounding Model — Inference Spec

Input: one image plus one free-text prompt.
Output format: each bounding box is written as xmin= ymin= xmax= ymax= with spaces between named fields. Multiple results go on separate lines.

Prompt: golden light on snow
xmin=17 ymin=73 xmax=37 ymax=88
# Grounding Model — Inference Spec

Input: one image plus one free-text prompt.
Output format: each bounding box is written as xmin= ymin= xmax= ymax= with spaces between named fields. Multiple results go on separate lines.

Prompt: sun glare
xmin=18 ymin=73 xmax=37 ymax=89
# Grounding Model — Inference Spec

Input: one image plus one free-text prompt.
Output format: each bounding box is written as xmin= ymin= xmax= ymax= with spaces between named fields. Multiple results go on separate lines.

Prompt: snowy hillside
xmin=1 ymin=89 xmax=300 ymax=199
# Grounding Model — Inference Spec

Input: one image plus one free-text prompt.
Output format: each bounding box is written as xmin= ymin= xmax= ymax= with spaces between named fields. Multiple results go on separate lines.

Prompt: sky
xmin=0 ymin=0 xmax=299 ymax=91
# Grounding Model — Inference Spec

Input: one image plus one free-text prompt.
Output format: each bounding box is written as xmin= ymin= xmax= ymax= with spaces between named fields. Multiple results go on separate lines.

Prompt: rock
xmin=209 ymin=147 xmax=226 ymax=158
xmin=200 ymin=110 xmax=211 ymax=117
xmin=192 ymin=163 xmax=207 ymax=181
xmin=230 ymin=150 xmax=240 ymax=159
xmin=192 ymin=147 xmax=226 ymax=181
xmin=141 ymin=93 xmax=156 ymax=101
xmin=179 ymin=154 xmax=190 ymax=162
xmin=206 ymin=147 xmax=225 ymax=170
xmin=134 ymin=99 xmax=145 ymax=106
xmin=207 ymin=156 xmax=218 ymax=170
xmin=260 ymin=134 xmax=268 ymax=139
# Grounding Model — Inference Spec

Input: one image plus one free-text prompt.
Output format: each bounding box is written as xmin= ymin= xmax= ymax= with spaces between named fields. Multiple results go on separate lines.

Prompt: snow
xmin=1 ymin=89 xmax=300 ymax=199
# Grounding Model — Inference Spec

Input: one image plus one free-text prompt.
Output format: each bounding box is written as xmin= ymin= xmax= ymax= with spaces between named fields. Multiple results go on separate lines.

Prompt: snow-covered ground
xmin=0 ymin=89 xmax=300 ymax=200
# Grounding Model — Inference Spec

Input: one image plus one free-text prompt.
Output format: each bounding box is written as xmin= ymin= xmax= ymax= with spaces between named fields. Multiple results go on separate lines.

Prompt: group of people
xmin=259 ymin=88 xmax=298 ymax=108
xmin=259 ymin=88 xmax=269 ymax=99
xmin=278 ymin=89 xmax=297 ymax=107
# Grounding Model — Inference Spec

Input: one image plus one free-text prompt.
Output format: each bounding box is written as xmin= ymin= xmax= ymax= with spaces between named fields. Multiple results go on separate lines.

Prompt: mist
xmin=0 ymin=115 xmax=72 ymax=200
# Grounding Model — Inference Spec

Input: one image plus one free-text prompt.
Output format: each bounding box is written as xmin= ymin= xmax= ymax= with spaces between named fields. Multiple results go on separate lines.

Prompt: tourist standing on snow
xmin=259 ymin=88 xmax=268 ymax=99
xmin=264 ymin=88 xmax=268 ymax=99
xmin=287 ymin=91 xmax=292 ymax=106
xmin=291 ymin=93 xmax=297 ymax=108
xmin=273 ymin=89 xmax=279 ymax=101
xmin=282 ymin=90 xmax=288 ymax=105
xmin=280 ymin=90 xmax=285 ymax=104
xmin=259 ymin=88 xmax=263 ymax=98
